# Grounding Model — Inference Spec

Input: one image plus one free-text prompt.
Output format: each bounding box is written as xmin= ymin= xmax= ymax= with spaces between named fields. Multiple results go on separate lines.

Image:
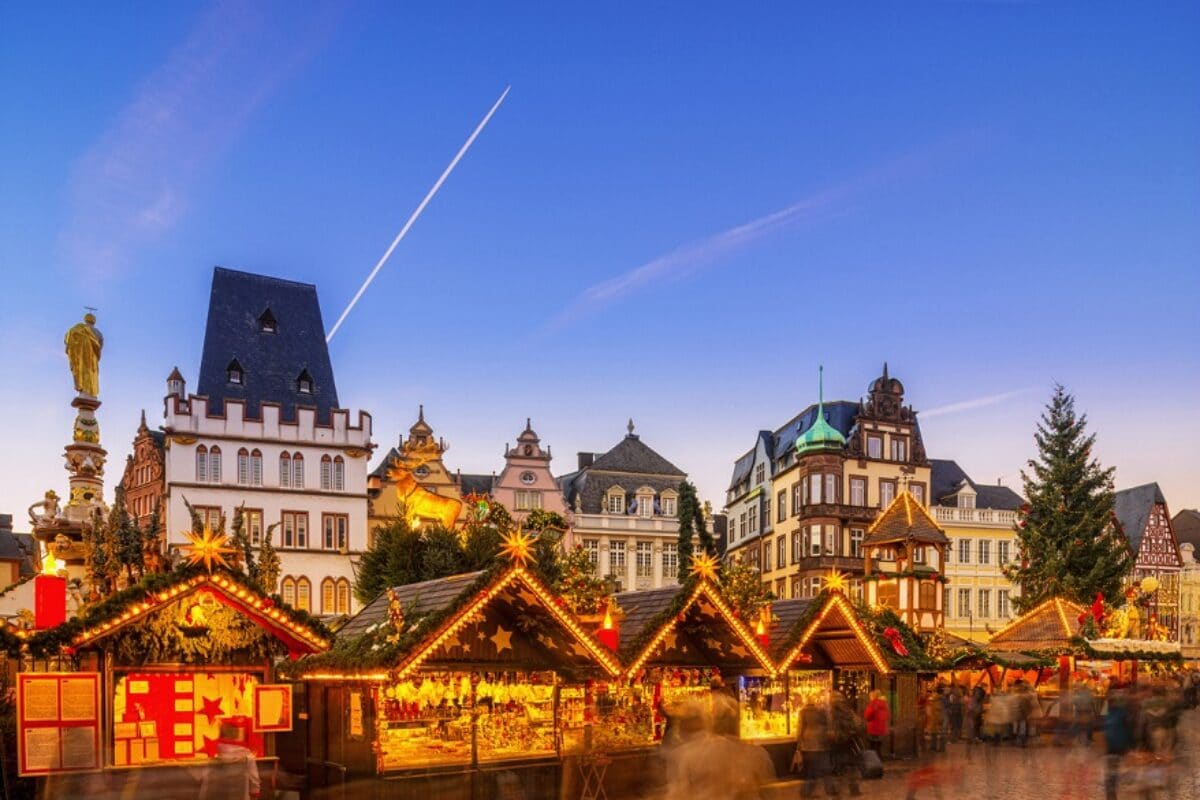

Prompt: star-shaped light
xmin=688 ymin=552 xmax=720 ymax=582
xmin=823 ymin=570 xmax=849 ymax=594
xmin=199 ymin=696 xmax=225 ymax=725
xmin=181 ymin=526 xmax=237 ymax=572
xmin=499 ymin=529 xmax=536 ymax=565
xmin=490 ymin=625 xmax=514 ymax=654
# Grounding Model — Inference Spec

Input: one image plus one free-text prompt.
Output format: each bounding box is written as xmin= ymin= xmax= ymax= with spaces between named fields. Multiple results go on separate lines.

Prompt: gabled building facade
xmin=724 ymin=430 xmax=775 ymax=562
xmin=727 ymin=365 xmax=931 ymax=602
xmin=863 ymin=491 xmax=949 ymax=632
xmin=117 ymin=410 xmax=166 ymax=529
xmin=559 ymin=421 xmax=690 ymax=592
xmin=1114 ymin=482 xmax=1183 ymax=639
xmin=160 ymin=267 xmax=373 ymax=616
xmin=491 ymin=419 xmax=567 ymax=522
xmin=930 ymin=459 xmax=1023 ymax=641
xmin=368 ymin=407 xmax=465 ymax=535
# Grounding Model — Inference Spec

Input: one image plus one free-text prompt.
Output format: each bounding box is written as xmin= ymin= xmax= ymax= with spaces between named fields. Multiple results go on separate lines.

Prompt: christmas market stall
xmin=602 ymin=554 xmax=779 ymax=785
xmin=14 ymin=553 xmax=329 ymax=797
xmin=773 ymin=578 xmax=932 ymax=757
xmin=290 ymin=532 xmax=623 ymax=800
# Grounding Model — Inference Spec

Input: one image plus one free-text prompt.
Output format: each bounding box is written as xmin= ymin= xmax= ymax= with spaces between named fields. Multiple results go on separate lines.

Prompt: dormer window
xmin=958 ymin=492 xmax=976 ymax=510
xmin=297 ymin=369 xmax=313 ymax=394
xmin=226 ymin=359 xmax=244 ymax=385
xmin=606 ymin=487 xmax=626 ymax=515
xmin=258 ymin=308 xmax=277 ymax=333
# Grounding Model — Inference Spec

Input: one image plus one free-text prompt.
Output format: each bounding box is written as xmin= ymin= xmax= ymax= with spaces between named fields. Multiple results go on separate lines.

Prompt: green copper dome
xmin=796 ymin=366 xmax=847 ymax=455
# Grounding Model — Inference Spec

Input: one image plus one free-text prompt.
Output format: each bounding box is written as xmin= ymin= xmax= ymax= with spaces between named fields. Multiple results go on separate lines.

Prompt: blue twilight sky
xmin=1 ymin=2 xmax=1198 ymax=520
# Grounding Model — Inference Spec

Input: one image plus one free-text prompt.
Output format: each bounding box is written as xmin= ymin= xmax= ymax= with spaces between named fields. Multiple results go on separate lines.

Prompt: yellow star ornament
xmin=688 ymin=552 xmax=720 ymax=582
xmin=823 ymin=570 xmax=849 ymax=594
xmin=500 ymin=529 xmax=536 ymax=565
xmin=182 ymin=526 xmax=238 ymax=572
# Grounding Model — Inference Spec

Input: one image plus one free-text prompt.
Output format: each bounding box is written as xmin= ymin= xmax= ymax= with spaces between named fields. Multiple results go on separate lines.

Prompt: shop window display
xmin=787 ymin=670 xmax=833 ymax=731
xmin=737 ymin=675 xmax=788 ymax=740
xmin=559 ymin=680 xmax=655 ymax=753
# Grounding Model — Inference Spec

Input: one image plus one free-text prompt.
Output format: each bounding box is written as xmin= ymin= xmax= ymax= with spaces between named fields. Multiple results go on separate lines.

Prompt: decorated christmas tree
xmin=719 ymin=559 xmax=773 ymax=621
xmin=1003 ymin=385 xmax=1131 ymax=612
xmin=256 ymin=522 xmax=282 ymax=595
xmin=556 ymin=544 xmax=608 ymax=615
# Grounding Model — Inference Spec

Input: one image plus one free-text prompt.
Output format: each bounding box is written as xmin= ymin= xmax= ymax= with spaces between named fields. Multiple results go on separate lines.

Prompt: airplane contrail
xmin=326 ymin=86 xmax=510 ymax=342
xmin=920 ymin=387 xmax=1037 ymax=419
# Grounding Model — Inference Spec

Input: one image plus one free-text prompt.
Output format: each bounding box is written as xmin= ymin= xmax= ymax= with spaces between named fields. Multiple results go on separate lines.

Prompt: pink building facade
xmin=490 ymin=420 xmax=567 ymax=522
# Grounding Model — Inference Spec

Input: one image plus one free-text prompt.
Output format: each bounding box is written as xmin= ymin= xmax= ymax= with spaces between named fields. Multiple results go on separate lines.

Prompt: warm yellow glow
xmin=823 ymin=570 xmax=848 ymax=594
xmin=602 ymin=606 xmax=614 ymax=631
xmin=780 ymin=593 xmax=890 ymax=675
xmin=755 ymin=617 xmax=765 ymax=636
xmin=1140 ymin=576 xmax=1160 ymax=594
xmin=688 ymin=552 xmax=720 ymax=582
xmin=500 ymin=529 xmax=536 ymax=565
xmin=181 ymin=526 xmax=237 ymax=572
xmin=41 ymin=549 xmax=60 ymax=576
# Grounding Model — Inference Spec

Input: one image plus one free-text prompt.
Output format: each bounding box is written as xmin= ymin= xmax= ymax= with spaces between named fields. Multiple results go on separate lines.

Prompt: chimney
xmin=578 ymin=452 xmax=595 ymax=470
xmin=0 ymin=513 xmax=12 ymax=536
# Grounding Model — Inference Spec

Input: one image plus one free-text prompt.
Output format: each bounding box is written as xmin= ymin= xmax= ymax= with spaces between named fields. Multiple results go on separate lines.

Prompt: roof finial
xmin=418 ymin=404 xmax=425 ymax=423
xmin=525 ymin=417 xmax=532 ymax=431
xmin=818 ymin=365 xmax=825 ymax=419
xmin=627 ymin=418 xmax=635 ymax=436
xmin=138 ymin=409 xmax=148 ymax=431
xmin=882 ymin=361 xmax=890 ymax=381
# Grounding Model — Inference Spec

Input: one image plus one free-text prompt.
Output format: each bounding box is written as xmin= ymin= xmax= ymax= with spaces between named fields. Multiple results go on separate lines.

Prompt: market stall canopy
xmin=24 ymin=567 xmax=330 ymax=662
xmin=617 ymin=577 xmax=775 ymax=677
xmin=986 ymin=597 xmax=1085 ymax=653
xmin=296 ymin=563 xmax=623 ymax=680
xmin=862 ymin=491 xmax=950 ymax=548
xmin=766 ymin=598 xmax=815 ymax=663
xmin=775 ymin=591 xmax=893 ymax=674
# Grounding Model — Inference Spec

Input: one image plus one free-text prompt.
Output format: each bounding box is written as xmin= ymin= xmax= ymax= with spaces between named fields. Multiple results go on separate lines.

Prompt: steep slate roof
xmin=339 ymin=571 xmax=484 ymax=641
xmin=1114 ymin=482 xmax=1168 ymax=555
xmin=1174 ymin=509 xmax=1200 ymax=550
xmin=929 ymin=459 xmax=1022 ymax=510
xmin=590 ymin=434 xmax=685 ymax=476
xmin=458 ymin=474 xmax=496 ymax=496
xmin=196 ymin=267 xmax=340 ymax=423
xmin=863 ymin=492 xmax=950 ymax=546
xmin=987 ymin=597 xmax=1085 ymax=653
xmin=769 ymin=401 xmax=859 ymax=462
xmin=767 ymin=598 xmax=815 ymax=660
xmin=727 ymin=431 xmax=772 ymax=492
xmin=613 ymin=586 xmax=679 ymax=655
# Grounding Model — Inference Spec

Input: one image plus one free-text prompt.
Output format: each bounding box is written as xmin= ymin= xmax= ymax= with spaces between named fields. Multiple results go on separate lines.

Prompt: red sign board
xmin=17 ymin=673 xmax=101 ymax=776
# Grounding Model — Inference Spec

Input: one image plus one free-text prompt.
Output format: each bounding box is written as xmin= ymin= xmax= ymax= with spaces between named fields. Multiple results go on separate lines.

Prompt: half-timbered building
xmin=1114 ymin=482 xmax=1183 ymax=639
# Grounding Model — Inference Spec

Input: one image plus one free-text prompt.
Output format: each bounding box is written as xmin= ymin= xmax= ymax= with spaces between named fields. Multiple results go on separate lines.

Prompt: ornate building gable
xmin=492 ymin=419 xmax=567 ymax=519
xmin=1115 ymin=483 xmax=1183 ymax=571
xmin=846 ymin=363 xmax=928 ymax=467
xmin=560 ymin=421 xmax=687 ymax=515
xmin=368 ymin=407 xmax=463 ymax=529
xmin=118 ymin=411 xmax=166 ymax=530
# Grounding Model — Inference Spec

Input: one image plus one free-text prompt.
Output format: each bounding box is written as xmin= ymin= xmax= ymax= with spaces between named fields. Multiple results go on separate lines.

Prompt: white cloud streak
xmin=542 ymin=131 xmax=986 ymax=333
xmin=57 ymin=1 xmax=342 ymax=281
xmin=920 ymin=387 xmax=1037 ymax=419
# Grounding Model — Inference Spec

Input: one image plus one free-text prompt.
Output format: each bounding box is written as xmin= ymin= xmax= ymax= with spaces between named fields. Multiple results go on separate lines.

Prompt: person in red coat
xmin=864 ymin=689 xmax=891 ymax=756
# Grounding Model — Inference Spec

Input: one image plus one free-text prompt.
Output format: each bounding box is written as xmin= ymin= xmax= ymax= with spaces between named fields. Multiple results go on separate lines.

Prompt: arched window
xmin=296 ymin=577 xmax=311 ymax=612
xmin=250 ymin=449 xmax=263 ymax=486
xmin=336 ymin=579 xmax=351 ymax=615
xmin=208 ymin=446 xmax=222 ymax=483
xmin=292 ymin=453 xmax=304 ymax=488
xmin=333 ymin=456 xmax=345 ymax=491
xmin=196 ymin=445 xmax=208 ymax=482
xmin=320 ymin=455 xmax=333 ymax=491
xmin=321 ymin=578 xmax=336 ymax=614
xmin=279 ymin=453 xmax=291 ymax=488
xmin=237 ymin=448 xmax=250 ymax=485
xmin=281 ymin=576 xmax=296 ymax=608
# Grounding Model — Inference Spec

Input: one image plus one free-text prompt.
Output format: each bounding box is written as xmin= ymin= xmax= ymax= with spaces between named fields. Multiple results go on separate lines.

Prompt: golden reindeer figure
xmin=387 ymin=448 xmax=463 ymax=530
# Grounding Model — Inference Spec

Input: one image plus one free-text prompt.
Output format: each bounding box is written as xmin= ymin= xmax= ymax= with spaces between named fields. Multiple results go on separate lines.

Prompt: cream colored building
xmin=930 ymin=459 xmax=1022 ymax=642
xmin=1177 ymin=543 xmax=1200 ymax=659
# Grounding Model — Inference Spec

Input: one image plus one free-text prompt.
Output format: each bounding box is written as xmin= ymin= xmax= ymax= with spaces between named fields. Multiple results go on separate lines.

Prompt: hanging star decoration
xmin=688 ymin=552 xmax=720 ymax=582
xmin=500 ymin=528 xmax=536 ymax=565
xmin=181 ymin=526 xmax=238 ymax=572
xmin=200 ymin=696 xmax=225 ymax=725
xmin=823 ymin=570 xmax=849 ymax=594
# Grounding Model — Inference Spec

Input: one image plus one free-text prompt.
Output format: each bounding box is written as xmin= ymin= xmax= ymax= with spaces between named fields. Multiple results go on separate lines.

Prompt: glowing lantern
xmin=1140 ymin=576 xmax=1160 ymax=594
xmin=598 ymin=604 xmax=619 ymax=652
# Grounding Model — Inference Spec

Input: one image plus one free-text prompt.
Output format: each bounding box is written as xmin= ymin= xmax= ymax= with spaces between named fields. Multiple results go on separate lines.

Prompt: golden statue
xmin=64 ymin=312 xmax=103 ymax=397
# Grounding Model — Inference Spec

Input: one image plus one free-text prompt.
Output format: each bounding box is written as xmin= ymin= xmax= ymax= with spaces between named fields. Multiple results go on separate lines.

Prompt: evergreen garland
xmin=1003 ymin=385 xmax=1132 ymax=612
xmin=676 ymin=481 xmax=704 ymax=581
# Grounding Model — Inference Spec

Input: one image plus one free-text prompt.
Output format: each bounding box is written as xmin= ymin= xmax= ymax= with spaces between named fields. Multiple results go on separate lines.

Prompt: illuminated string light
xmin=779 ymin=593 xmax=891 ymax=675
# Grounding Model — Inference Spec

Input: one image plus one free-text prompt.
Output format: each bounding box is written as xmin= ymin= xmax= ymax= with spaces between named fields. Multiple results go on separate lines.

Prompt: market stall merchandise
xmin=293 ymin=553 xmax=622 ymax=796
xmin=15 ymin=564 xmax=329 ymax=791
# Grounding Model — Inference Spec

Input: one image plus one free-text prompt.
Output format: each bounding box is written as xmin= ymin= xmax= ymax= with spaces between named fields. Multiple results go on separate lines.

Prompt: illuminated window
xmin=322 ymin=578 xmax=336 ymax=614
xmin=243 ymin=508 xmax=263 ymax=545
xmin=583 ymin=539 xmax=599 ymax=566
xmin=281 ymin=576 xmax=296 ymax=607
xmin=323 ymin=514 xmax=348 ymax=551
xmin=194 ymin=505 xmax=222 ymax=532
xmin=296 ymin=577 xmax=311 ymax=612
xmin=337 ymin=579 xmax=351 ymax=614
xmin=279 ymin=453 xmax=291 ymax=488
xmin=196 ymin=445 xmax=208 ymax=482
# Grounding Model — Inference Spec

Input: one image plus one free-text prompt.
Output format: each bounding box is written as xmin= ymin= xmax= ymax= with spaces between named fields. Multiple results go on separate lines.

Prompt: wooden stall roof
xmin=296 ymin=563 xmax=623 ymax=680
xmin=986 ymin=597 xmax=1085 ymax=653
xmin=25 ymin=567 xmax=331 ymax=659
xmin=617 ymin=578 xmax=775 ymax=677
xmin=767 ymin=598 xmax=815 ymax=662
xmin=863 ymin=491 xmax=950 ymax=547
xmin=776 ymin=592 xmax=892 ymax=674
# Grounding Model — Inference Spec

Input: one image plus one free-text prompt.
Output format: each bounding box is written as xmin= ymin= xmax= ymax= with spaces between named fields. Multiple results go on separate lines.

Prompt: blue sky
xmin=1 ymin=1 xmax=1197 ymax=519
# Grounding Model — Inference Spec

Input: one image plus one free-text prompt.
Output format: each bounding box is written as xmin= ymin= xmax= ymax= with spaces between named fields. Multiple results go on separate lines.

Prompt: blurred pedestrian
xmin=946 ymin=687 xmax=964 ymax=743
xmin=1103 ymin=690 xmax=1135 ymax=800
xmin=830 ymin=692 xmax=864 ymax=797
xmin=864 ymin=689 xmax=890 ymax=757
xmin=797 ymin=698 xmax=835 ymax=798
